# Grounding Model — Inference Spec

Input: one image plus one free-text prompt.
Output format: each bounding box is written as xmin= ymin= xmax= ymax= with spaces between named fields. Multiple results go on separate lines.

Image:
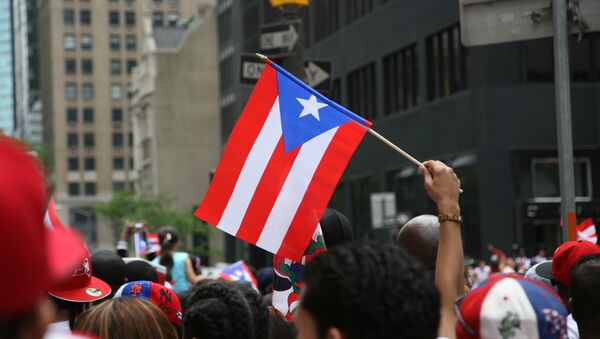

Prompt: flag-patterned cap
xmin=455 ymin=274 xmax=567 ymax=339
xmin=114 ymin=281 xmax=183 ymax=326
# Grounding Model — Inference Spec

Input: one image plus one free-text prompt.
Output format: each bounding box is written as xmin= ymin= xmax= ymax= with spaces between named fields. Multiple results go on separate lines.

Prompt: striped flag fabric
xmin=219 ymin=260 xmax=258 ymax=292
xmin=195 ymin=60 xmax=370 ymax=260
xmin=44 ymin=198 xmax=66 ymax=230
xmin=577 ymin=218 xmax=597 ymax=243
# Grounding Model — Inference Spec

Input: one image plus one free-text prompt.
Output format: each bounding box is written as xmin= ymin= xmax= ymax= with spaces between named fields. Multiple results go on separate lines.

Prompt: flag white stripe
xmin=217 ymin=98 xmax=282 ymax=235
xmin=256 ymin=127 xmax=338 ymax=254
xmin=579 ymin=225 xmax=596 ymax=238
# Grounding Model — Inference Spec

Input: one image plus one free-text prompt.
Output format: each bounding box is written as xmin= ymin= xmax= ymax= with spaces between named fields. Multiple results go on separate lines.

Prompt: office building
xmin=38 ymin=0 xmax=203 ymax=248
xmin=0 ymin=0 xmax=15 ymax=134
xmin=217 ymin=0 xmax=600 ymax=264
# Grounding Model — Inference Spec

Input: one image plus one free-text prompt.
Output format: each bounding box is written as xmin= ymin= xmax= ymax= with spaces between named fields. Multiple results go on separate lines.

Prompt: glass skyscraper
xmin=0 ymin=0 xmax=14 ymax=135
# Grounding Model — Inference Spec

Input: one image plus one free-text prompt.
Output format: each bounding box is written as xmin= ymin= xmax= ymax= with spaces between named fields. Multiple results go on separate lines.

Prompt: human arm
xmin=116 ymin=222 xmax=135 ymax=257
xmin=185 ymin=256 xmax=206 ymax=285
xmin=420 ymin=160 xmax=463 ymax=339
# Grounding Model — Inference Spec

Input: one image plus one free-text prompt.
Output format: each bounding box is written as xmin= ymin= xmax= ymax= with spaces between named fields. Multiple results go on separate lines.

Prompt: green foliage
xmin=95 ymin=190 xmax=208 ymax=254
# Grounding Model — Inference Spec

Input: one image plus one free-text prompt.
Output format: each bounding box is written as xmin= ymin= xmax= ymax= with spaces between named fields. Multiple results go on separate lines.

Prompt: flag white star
xmin=297 ymin=95 xmax=328 ymax=121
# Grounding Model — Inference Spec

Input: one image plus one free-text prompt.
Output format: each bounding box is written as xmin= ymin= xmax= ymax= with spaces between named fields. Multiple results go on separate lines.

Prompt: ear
xmin=326 ymin=328 xmax=345 ymax=339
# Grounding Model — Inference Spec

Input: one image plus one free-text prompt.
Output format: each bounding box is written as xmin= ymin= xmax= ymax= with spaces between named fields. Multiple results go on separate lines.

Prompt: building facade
xmin=131 ymin=5 xmax=222 ymax=261
xmin=38 ymin=0 xmax=203 ymax=248
xmin=217 ymin=0 xmax=600 ymax=263
xmin=0 ymin=0 xmax=15 ymax=135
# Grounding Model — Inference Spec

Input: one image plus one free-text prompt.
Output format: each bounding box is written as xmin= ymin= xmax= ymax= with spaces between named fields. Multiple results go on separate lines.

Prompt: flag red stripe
xmin=235 ymin=138 xmax=301 ymax=244
xmin=195 ymin=65 xmax=278 ymax=225
xmin=276 ymin=122 xmax=366 ymax=260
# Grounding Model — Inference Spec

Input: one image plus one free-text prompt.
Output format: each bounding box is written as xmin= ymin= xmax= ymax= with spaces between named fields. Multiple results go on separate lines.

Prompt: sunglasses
xmin=454 ymin=293 xmax=476 ymax=336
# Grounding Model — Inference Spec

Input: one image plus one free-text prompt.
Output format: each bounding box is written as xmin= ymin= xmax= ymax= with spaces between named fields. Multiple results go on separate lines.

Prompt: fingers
xmin=420 ymin=165 xmax=433 ymax=187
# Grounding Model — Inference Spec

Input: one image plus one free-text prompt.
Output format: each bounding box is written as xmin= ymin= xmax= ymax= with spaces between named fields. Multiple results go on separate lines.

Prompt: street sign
xmin=370 ymin=192 xmax=397 ymax=229
xmin=270 ymin=0 xmax=309 ymax=6
xmin=459 ymin=0 xmax=600 ymax=46
xmin=260 ymin=20 xmax=301 ymax=56
xmin=304 ymin=60 xmax=333 ymax=92
xmin=240 ymin=54 xmax=266 ymax=84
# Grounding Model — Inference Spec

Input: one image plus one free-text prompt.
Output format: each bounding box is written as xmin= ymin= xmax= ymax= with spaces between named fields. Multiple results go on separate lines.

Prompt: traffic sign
xmin=240 ymin=54 xmax=266 ymax=84
xmin=260 ymin=20 xmax=301 ymax=56
xmin=304 ymin=60 xmax=332 ymax=92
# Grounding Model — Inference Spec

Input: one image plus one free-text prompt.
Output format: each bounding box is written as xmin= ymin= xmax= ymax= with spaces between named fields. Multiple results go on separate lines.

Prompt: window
xmin=153 ymin=12 xmax=164 ymax=27
xmin=67 ymin=108 xmax=77 ymax=123
xmin=127 ymin=60 xmax=137 ymax=74
xmin=113 ymin=133 xmax=124 ymax=147
xmin=314 ymin=0 xmax=340 ymax=42
xmin=346 ymin=63 xmax=377 ymax=120
xmin=109 ymin=11 xmax=120 ymax=26
xmin=383 ymin=44 xmax=418 ymax=115
xmin=110 ymin=35 xmax=121 ymax=50
xmin=126 ymin=35 xmax=136 ymax=50
xmin=125 ymin=12 xmax=136 ymax=26
xmin=68 ymin=157 xmax=79 ymax=171
xmin=64 ymin=34 xmax=76 ymax=50
xmin=67 ymin=133 xmax=78 ymax=148
xmin=426 ymin=25 xmax=467 ymax=101
xmin=65 ymin=59 xmax=76 ymax=74
xmin=531 ymin=158 xmax=592 ymax=199
xmin=80 ymin=34 xmax=93 ymax=50
xmin=68 ymin=183 xmax=80 ymax=196
xmin=169 ymin=0 xmax=179 ymax=3
xmin=218 ymin=9 xmax=232 ymax=46
xmin=84 ymin=182 xmax=96 ymax=196
xmin=111 ymin=59 xmax=122 ymax=75
xmin=113 ymin=157 xmax=124 ymax=170
xmin=111 ymin=84 xmax=123 ymax=100
xmin=83 ymin=108 xmax=94 ymax=123
xmin=84 ymin=157 xmax=95 ymax=171
xmin=80 ymin=10 xmax=91 ymax=25
xmin=112 ymin=108 xmax=123 ymax=123
xmin=81 ymin=59 xmax=93 ymax=75
xmin=65 ymin=83 xmax=77 ymax=100
xmin=129 ymin=157 xmax=134 ymax=169
xmin=83 ymin=133 xmax=95 ymax=148
xmin=128 ymin=132 xmax=133 ymax=146
xmin=168 ymin=12 xmax=179 ymax=27
xmin=63 ymin=9 xmax=75 ymax=25
xmin=113 ymin=182 xmax=126 ymax=192
xmin=82 ymin=83 xmax=94 ymax=100
xmin=346 ymin=0 xmax=374 ymax=24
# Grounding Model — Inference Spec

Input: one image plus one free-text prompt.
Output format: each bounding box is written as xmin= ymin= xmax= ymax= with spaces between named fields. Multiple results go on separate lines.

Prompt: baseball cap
xmin=0 ymin=137 xmax=84 ymax=318
xmin=455 ymin=274 xmax=567 ymax=339
xmin=114 ymin=280 xmax=183 ymax=326
xmin=540 ymin=241 xmax=600 ymax=285
xmin=48 ymin=246 xmax=112 ymax=302
xmin=524 ymin=261 xmax=555 ymax=291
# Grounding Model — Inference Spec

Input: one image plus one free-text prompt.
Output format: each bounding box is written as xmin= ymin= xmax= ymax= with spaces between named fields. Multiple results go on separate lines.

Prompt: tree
xmin=95 ymin=190 xmax=208 ymax=255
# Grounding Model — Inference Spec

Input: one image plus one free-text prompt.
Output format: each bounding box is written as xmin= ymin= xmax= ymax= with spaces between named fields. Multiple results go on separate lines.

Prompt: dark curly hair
xmin=301 ymin=241 xmax=440 ymax=339
xmin=184 ymin=280 xmax=268 ymax=339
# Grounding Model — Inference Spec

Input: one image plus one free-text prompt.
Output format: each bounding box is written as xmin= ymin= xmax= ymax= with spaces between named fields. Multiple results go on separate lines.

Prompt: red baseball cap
xmin=49 ymin=246 xmax=112 ymax=302
xmin=0 ymin=137 xmax=84 ymax=319
xmin=550 ymin=241 xmax=600 ymax=285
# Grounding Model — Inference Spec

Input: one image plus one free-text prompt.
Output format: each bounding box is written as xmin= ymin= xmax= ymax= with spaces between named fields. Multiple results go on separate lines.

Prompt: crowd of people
xmin=2 ymin=135 xmax=600 ymax=339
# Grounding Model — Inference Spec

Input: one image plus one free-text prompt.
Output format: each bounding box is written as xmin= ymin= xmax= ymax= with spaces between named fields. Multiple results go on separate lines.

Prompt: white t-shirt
xmin=567 ymin=314 xmax=579 ymax=339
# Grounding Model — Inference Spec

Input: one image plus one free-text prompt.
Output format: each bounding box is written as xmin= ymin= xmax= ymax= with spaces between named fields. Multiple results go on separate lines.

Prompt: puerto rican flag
xmin=44 ymin=198 xmax=67 ymax=230
xmin=195 ymin=60 xmax=370 ymax=260
xmin=577 ymin=218 xmax=597 ymax=243
xmin=219 ymin=260 xmax=258 ymax=292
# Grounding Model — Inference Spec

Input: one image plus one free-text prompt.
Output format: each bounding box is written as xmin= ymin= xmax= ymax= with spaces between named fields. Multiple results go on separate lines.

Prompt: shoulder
xmin=175 ymin=252 xmax=189 ymax=260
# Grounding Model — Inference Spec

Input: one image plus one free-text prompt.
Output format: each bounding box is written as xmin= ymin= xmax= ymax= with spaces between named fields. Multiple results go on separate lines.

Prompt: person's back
xmin=296 ymin=241 xmax=440 ymax=339
xmin=570 ymin=254 xmax=600 ymax=339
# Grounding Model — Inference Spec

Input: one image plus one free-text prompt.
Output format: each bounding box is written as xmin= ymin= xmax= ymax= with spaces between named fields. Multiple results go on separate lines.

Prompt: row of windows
xmin=67 ymin=132 xmax=133 ymax=148
xmin=152 ymin=11 xmax=180 ymax=27
xmin=65 ymin=83 xmax=125 ymax=100
xmin=66 ymin=58 xmax=137 ymax=75
xmin=68 ymin=156 xmax=133 ymax=171
xmin=68 ymin=181 xmax=132 ymax=196
xmin=110 ymin=34 xmax=137 ymax=51
xmin=66 ymin=107 xmax=124 ymax=124
xmin=64 ymin=9 xmax=91 ymax=26
xmin=108 ymin=11 xmax=136 ymax=27
xmin=64 ymin=33 xmax=92 ymax=51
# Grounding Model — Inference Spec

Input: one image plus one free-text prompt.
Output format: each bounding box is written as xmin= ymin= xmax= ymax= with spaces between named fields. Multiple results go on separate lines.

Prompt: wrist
xmin=436 ymin=201 xmax=460 ymax=215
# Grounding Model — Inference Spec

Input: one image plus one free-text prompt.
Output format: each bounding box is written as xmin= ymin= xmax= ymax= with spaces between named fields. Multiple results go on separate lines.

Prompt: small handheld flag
xmin=195 ymin=58 xmax=370 ymax=260
xmin=219 ymin=260 xmax=259 ymax=292
xmin=577 ymin=218 xmax=597 ymax=243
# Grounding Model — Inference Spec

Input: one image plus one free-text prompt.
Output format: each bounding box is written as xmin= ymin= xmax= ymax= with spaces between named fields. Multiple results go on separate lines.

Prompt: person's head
xmin=320 ymin=208 xmax=353 ymax=248
xmin=0 ymin=137 xmax=83 ymax=339
xmin=256 ymin=267 xmax=274 ymax=295
xmin=396 ymin=214 xmax=439 ymax=271
xmin=297 ymin=241 xmax=439 ymax=339
xmin=125 ymin=260 xmax=159 ymax=283
xmin=185 ymin=280 xmax=265 ymax=339
xmin=539 ymin=241 xmax=600 ymax=308
xmin=524 ymin=261 xmax=555 ymax=291
xmin=268 ymin=309 xmax=296 ymax=339
xmin=570 ymin=254 xmax=600 ymax=335
xmin=75 ymin=297 xmax=178 ymax=339
xmin=113 ymin=280 xmax=183 ymax=327
xmin=91 ymin=250 xmax=127 ymax=299
xmin=455 ymin=274 xmax=567 ymax=339
xmin=158 ymin=226 xmax=180 ymax=253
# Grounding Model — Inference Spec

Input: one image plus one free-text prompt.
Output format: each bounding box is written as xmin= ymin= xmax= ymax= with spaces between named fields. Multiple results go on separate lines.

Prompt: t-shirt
xmin=567 ymin=314 xmax=579 ymax=339
xmin=152 ymin=252 xmax=190 ymax=293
